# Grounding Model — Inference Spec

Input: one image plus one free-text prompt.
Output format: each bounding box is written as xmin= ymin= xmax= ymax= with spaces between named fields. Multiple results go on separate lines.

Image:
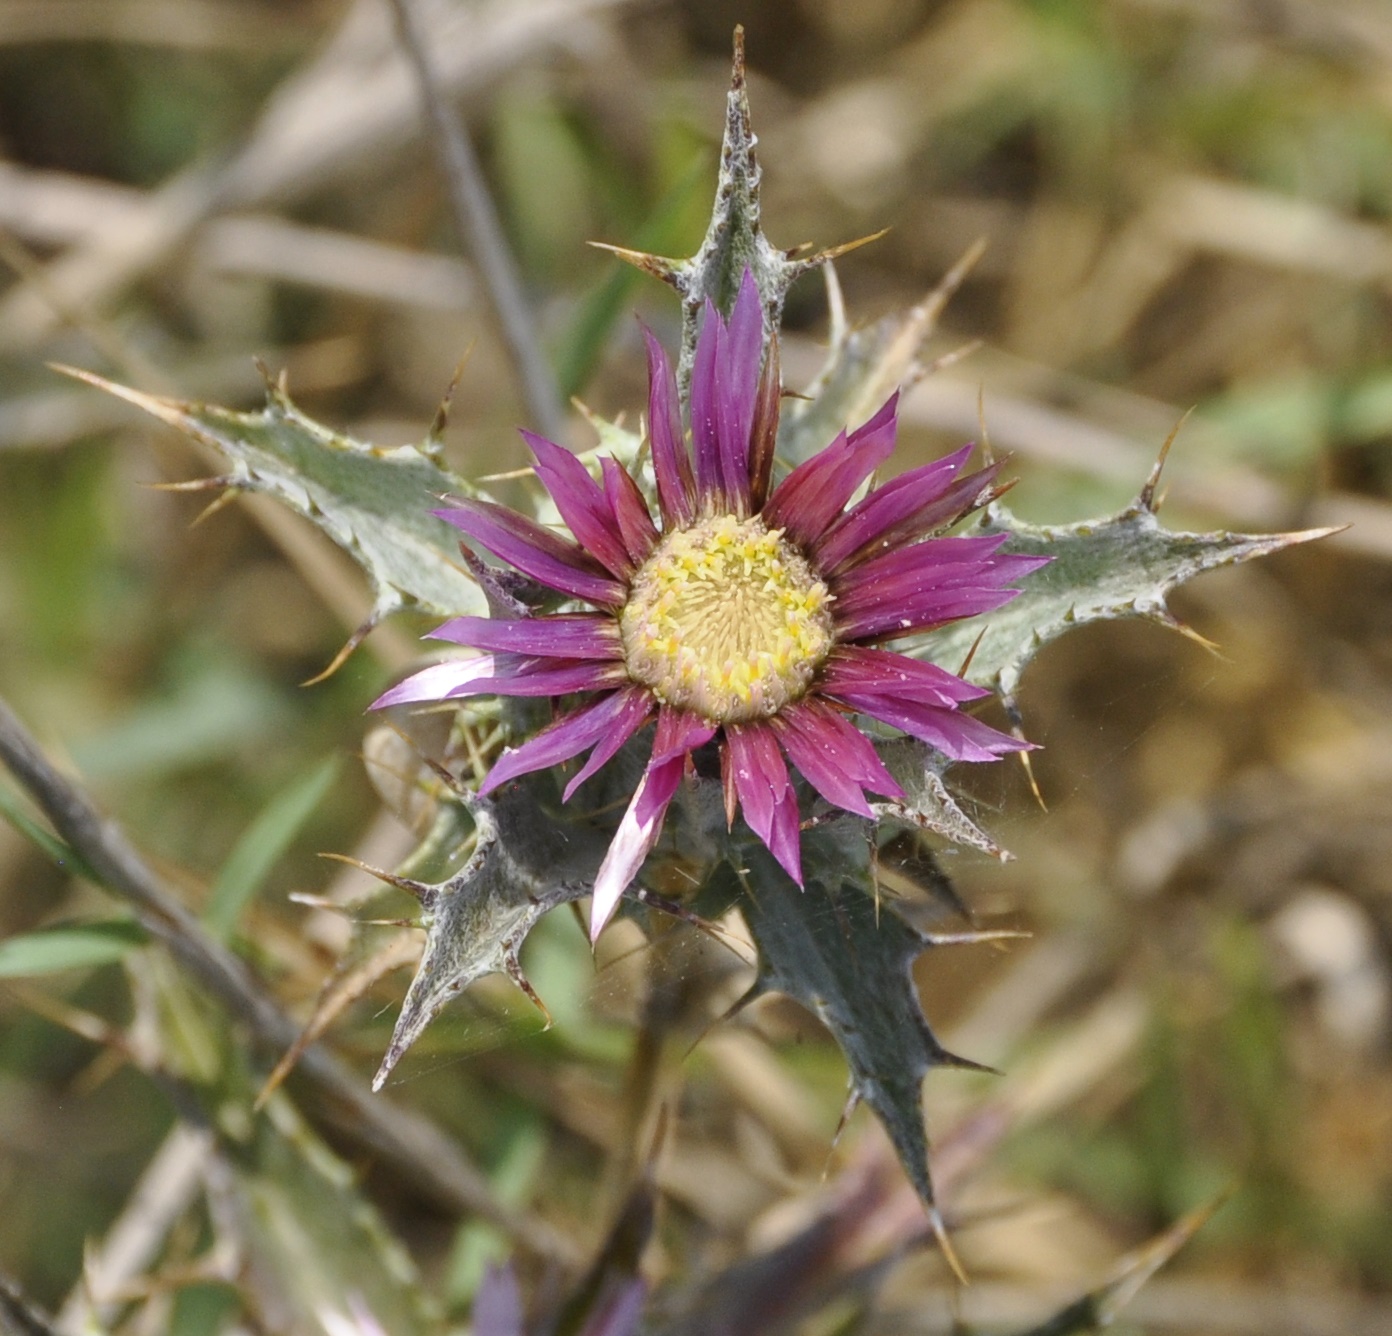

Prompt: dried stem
xmin=0 ymin=694 xmax=572 ymax=1263
xmin=388 ymin=0 xmax=569 ymax=444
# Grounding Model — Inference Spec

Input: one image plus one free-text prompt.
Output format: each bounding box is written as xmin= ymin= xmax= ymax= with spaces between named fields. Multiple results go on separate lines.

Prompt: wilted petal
xmin=522 ymin=430 xmax=632 ymax=578
xmin=436 ymin=498 xmax=626 ymax=606
xmin=371 ymin=656 xmax=495 ymax=709
xmin=589 ymin=752 xmax=685 ymax=942
xmin=643 ymin=326 xmax=694 ymax=526
xmin=726 ymin=722 xmax=801 ymax=883
xmin=428 ymin=613 xmax=621 ymax=659
xmin=472 ymin=1264 xmax=524 ymax=1336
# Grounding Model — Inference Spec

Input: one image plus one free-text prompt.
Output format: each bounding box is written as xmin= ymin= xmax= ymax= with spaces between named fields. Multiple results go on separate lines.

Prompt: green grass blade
xmin=0 ymin=918 xmax=147 ymax=977
xmin=203 ymin=756 xmax=340 ymax=942
xmin=0 ymin=782 xmax=97 ymax=882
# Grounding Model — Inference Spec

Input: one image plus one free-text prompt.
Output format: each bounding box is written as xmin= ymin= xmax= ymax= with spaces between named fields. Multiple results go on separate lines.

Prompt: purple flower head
xmin=376 ymin=270 xmax=1048 ymax=940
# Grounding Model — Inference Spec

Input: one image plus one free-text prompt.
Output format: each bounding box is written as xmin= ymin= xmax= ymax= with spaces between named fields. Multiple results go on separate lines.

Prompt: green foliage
xmin=0 ymin=918 xmax=146 ymax=977
xmin=203 ymin=755 xmax=340 ymax=941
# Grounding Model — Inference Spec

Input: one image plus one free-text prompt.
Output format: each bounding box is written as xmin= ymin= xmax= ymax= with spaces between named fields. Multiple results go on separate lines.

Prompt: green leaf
xmin=232 ymin=1094 xmax=440 ymax=1336
xmin=735 ymin=824 xmax=1002 ymax=1220
xmin=0 ymin=918 xmax=147 ymax=977
xmin=0 ymin=782 xmax=95 ymax=881
xmin=914 ymin=494 xmax=1337 ymax=711
xmin=597 ymin=32 xmax=830 ymax=393
xmin=371 ymin=780 xmax=608 ymax=1090
xmin=204 ymin=756 xmax=340 ymax=942
xmin=63 ymin=367 xmax=483 ymax=623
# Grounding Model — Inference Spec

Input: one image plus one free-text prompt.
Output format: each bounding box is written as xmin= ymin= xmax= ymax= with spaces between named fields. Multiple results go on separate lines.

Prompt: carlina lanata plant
xmin=75 ymin=25 xmax=1334 ymax=1270
xmin=373 ymin=267 xmax=1048 ymax=943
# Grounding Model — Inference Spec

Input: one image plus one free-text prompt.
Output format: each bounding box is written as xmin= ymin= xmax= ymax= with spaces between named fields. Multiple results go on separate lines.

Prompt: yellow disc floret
xmin=620 ymin=514 xmax=834 ymax=724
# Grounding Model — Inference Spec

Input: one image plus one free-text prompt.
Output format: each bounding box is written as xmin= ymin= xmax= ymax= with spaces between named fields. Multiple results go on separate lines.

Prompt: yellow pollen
xmin=620 ymin=514 xmax=834 ymax=724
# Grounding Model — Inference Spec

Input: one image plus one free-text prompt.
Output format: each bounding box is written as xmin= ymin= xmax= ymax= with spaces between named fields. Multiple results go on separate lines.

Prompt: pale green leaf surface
xmin=65 ymin=368 xmax=483 ymax=621
xmin=914 ymin=498 xmax=1336 ymax=709
xmin=0 ymin=918 xmax=147 ymax=977
xmin=235 ymin=1095 xmax=439 ymax=1336
xmin=372 ymin=781 xmax=606 ymax=1091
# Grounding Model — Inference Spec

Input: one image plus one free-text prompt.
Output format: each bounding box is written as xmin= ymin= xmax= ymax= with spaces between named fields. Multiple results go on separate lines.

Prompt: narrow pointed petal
xmin=521 ymin=430 xmax=632 ymax=579
xmin=772 ymin=697 xmax=903 ymax=816
xmin=764 ymin=394 xmax=899 ymax=545
xmin=371 ymin=655 xmax=495 ymax=709
xmin=444 ymin=657 xmax=626 ymax=700
xmin=832 ymin=692 xmax=1028 ymax=762
xmin=436 ymin=498 xmax=626 ymax=606
xmin=562 ymin=687 xmax=655 ymax=799
xmin=834 ymin=585 xmax=1022 ymax=642
xmin=837 ymin=534 xmax=1045 ymax=596
xmin=715 ymin=269 xmax=764 ymax=511
xmin=689 ymin=298 xmax=723 ymax=503
xmin=601 ymin=456 xmax=659 ymax=565
xmin=726 ymin=723 xmax=802 ymax=884
xmin=747 ymin=332 xmax=781 ymax=511
xmin=651 ymin=706 xmax=717 ymax=764
xmin=816 ymin=446 xmax=999 ymax=571
xmin=832 ymin=536 xmax=1048 ymax=639
xmin=589 ymin=752 xmax=685 ymax=941
xmin=428 ymin=613 xmax=621 ymax=659
xmin=480 ymin=689 xmax=634 ymax=795
xmin=821 ymin=645 xmax=989 ymax=705
xmin=642 ymin=326 xmax=694 ymax=525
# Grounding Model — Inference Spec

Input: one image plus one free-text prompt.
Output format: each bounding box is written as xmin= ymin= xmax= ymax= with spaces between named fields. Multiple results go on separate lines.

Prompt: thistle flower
xmin=375 ymin=272 xmax=1048 ymax=940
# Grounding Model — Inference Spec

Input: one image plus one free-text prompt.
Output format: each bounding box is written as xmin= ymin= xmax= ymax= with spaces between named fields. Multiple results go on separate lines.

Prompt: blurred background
xmin=1 ymin=1 xmax=1390 ymax=1332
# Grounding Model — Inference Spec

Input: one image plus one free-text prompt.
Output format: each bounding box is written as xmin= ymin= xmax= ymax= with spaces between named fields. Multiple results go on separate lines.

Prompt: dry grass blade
xmin=255 ymin=931 xmax=423 ymax=1111
xmin=0 ymin=695 xmax=570 ymax=1261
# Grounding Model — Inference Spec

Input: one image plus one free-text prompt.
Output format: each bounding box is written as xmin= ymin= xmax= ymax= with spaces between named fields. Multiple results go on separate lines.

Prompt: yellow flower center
xmin=620 ymin=514 xmax=834 ymax=724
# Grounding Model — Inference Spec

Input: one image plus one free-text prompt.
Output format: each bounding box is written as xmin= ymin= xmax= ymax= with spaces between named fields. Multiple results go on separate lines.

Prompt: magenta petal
xmin=689 ymin=298 xmax=723 ymax=503
xmin=445 ymin=658 xmax=626 ymax=699
xmin=835 ymin=585 xmax=1021 ymax=642
xmin=763 ymin=395 xmax=899 ymax=545
xmin=436 ymin=498 xmax=626 ymax=607
xmin=715 ymin=270 xmax=763 ymax=511
xmin=521 ymin=430 xmax=632 ymax=579
xmin=480 ymin=690 xmax=633 ymax=795
xmin=600 ymin=457 xmax=659 ymax=565
xmin=832 ymin=691 xmax=1028 ymax=762
xmin=651 ymin=706 xmax=717 ymax=765
xmin=562 ymin=687 xmax=655 ymax=799
xmin=589 ymin=751 xmax=685 ymax=941
xmin=821 ymin=645 xmax=988 ymax=705
xmin=643 ymin=326 xmax=694 ymax=526
xmin=428 ymin=613 xmax=621 ymax=659
xmin=772 ymin=698 xmax=903 ymax=816
xmin=371 ymin=656 xmax=495 ymax=709
xmin=815 ymin=445 xmax=994 ymax=571
xmin=726 ymin=723 xmax=802 ymax=884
